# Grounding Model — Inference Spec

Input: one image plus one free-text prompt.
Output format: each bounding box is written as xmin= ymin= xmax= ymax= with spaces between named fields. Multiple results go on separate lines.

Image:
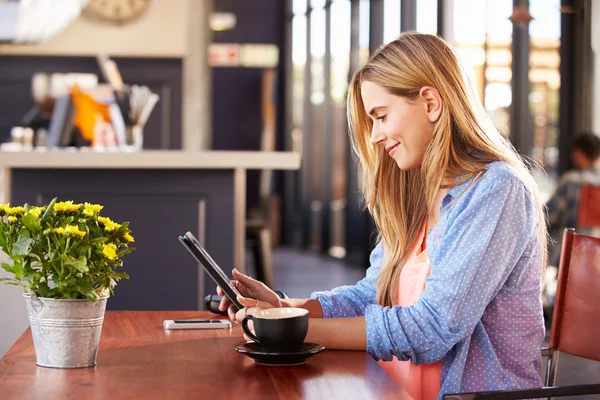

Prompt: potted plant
xmin=0 ymin=198 xmax=134 ymax=368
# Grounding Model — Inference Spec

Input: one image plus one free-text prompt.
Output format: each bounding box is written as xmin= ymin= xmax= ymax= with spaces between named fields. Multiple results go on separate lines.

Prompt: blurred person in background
xmin=546 ymin=132 xmax=600 ymax=266
xmin=542 ymin=132 xmax=600 ymax=317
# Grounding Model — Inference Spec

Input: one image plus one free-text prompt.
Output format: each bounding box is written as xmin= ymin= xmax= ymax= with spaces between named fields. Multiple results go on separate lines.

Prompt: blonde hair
xmin=347 ymin=32 xmax=547 ymax=306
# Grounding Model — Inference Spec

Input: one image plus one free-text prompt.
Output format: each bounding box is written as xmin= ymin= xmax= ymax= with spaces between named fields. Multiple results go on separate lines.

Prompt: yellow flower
xmin=98 ymin=216 xmax=121 ymax=232
xmin=123 ymin=233 xmax=135 ymax=243
xmin=83 ymin=203 xmax=103 ymax=217
xmin=53 ymin=225 xmax=86 ymax=238
xmin=0 ymin=204 xmax=10 ymax=214
xmin=27 ymin=207 xmax=44 ymax=218
xmin=54 ymin=201 xmax=81 ymax=213
xmin=6 ymin=206 xmax=25 ymax=215
xmin=102 ymin=243 xmax=118 ymax=260
xmin=7 ymin=216 xmax=17 ymax=223
xmin=64 ymin=225 xmax=86 ymax=238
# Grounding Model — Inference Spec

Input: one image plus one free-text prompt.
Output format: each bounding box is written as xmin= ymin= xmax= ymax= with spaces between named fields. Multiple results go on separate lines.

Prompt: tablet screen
xmin=178 ymin=232 xmax=244 ymax=310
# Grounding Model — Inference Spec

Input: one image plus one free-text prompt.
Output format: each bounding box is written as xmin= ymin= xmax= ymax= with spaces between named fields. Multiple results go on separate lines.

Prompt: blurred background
xmin=0 ymin=0 xmax=599 ymax=384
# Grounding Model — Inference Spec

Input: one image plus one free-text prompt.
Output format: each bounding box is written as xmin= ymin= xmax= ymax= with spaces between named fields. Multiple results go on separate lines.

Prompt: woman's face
xmin=361 ymin=81 xmax=436 ymax=171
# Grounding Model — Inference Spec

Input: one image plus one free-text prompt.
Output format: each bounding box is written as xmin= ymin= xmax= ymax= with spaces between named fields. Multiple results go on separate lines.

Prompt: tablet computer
xmin=178 ymin=231 xmax=244 ymax=310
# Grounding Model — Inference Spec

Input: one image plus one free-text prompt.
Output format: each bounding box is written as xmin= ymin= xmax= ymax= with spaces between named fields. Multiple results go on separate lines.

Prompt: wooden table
xmin=0 ymin=311 xmax=402 ymax=399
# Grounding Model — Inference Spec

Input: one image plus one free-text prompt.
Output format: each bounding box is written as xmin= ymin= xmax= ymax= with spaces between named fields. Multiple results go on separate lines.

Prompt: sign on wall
xmin=208 ymin=43 xmax=279 ymax=68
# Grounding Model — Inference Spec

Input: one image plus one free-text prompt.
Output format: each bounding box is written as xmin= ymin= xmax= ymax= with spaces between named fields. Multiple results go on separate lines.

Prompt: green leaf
xmin=117 ymin=247 xmax=135 ymax=257
xmin=12 ymin=262 xmax=24 ymax=279
xmin=13 ymin=235 xmax=33 ymax=256
xmin=65 ymin=256 xmax=89 ymax=273
xmin=35 ymin=282 xmax=51 ymax=297
xmin=1 ymin=262 xmax=14 ymax=274
xmin=40 ymin=198 xmax=57 ymax=222
xmin=113 ymin=272 xmax=130 ymax=281
xmin=74 ymin=279 xmax=99 ymax=302
xmin=22 ymin=270 xmax=36 ymax=281
xmin=21 ymin=213 xmax=41 ymax=232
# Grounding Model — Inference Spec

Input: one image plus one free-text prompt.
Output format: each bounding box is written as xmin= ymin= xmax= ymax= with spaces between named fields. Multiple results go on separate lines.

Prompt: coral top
xmin=378 ymin=226 xmax=442 ymax=400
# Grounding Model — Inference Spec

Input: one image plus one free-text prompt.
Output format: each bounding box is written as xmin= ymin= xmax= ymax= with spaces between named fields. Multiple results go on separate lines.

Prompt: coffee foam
xmin=254 ymin=307 xmax=308 ymax=319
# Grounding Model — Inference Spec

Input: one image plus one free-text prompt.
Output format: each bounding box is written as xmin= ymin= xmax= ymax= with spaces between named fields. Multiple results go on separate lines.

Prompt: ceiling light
xmin=0 ymin=0 xmax=88 ymax=43
xmin=210 ymin=12 xmax=236 ymax=32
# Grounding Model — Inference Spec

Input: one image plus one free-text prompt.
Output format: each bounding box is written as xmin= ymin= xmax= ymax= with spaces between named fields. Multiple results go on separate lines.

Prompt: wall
xmin=0 ymin=0 xmax=186 ymax=57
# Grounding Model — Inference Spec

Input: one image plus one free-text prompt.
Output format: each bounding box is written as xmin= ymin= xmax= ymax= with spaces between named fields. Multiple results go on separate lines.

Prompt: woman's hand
xmin=233 ymin=296 xmax=275 ymax=325
xmin=216 ymin=268 xmax=282 ymax=322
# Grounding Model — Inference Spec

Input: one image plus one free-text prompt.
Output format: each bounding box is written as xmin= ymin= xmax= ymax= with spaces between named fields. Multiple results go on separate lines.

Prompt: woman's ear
xmin=419 ymin=86 xmax=443 ymax=123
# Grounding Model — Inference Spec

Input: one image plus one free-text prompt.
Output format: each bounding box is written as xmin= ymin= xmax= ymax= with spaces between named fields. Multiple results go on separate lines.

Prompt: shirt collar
xmin=446 ymin=172 xmax=480 ymax=199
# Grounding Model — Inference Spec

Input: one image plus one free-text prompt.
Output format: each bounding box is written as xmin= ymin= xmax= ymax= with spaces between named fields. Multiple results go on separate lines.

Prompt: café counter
xmin=0 ymin=150 xmax=301 ymax=311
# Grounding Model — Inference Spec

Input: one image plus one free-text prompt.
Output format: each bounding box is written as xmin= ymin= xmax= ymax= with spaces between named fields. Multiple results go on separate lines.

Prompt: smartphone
xmin=163 ymin=319 xmax=232 ymax=330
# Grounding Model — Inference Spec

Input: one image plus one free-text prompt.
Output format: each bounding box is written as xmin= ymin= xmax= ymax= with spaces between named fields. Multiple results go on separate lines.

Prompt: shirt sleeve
xmin=310 ymin=240 xmax=383 ymax=318
xmin=364 ymin=173 xmax=538 ymax=364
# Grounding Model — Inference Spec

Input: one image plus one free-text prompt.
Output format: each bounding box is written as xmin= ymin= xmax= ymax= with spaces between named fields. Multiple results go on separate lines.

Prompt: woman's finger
xmin=218 ymin=294 xmax=232 ymax=312
xmin=236 ymin=295 xmax=267 ymax=311
xmin=232 ymin=269 xmax=281 ymax=307
xmin=227 ymin=305 xmax=238 ymax=322
xmin=232 ymin=269 xmax=264 ymax=293
xmin=217 ymin=286 xmax=232 ymax=311
xmin=233 ymin=280 xmax=252 ymax=298
xmin=234 ymin=307 xmax=246 ymax=324
xmin=236 ymin=295 xmax=252 ymax=308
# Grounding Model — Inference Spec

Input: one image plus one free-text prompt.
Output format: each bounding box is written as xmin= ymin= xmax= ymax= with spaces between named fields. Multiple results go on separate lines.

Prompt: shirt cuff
xmin=365 ymin=303 xmax=408 ymax=362
xmin=310 ymin=291 xmax=334 ymax=319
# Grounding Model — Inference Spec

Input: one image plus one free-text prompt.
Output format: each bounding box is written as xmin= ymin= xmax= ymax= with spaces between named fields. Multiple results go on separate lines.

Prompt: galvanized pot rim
xmin=23 ymin=293 xmax=110 ymax=302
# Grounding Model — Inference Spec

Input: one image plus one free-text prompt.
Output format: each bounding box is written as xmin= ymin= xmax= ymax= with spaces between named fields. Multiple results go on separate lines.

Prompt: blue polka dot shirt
xmin=312 ymin=161 xmax=545 ymax=398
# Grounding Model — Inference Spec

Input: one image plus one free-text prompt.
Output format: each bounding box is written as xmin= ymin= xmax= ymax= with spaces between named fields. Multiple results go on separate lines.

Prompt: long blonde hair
xmin=347 ymin=32 xmax=547 ymax=306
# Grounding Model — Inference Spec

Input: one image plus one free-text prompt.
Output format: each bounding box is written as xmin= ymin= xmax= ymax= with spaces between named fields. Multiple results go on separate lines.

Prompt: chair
xmin=577 ymin=184 xmax=600 ymax=233
xmin=444 ymin=229 xmax=600 ymax=399
xmin=246 ymin=69 xmax=277 ymax=288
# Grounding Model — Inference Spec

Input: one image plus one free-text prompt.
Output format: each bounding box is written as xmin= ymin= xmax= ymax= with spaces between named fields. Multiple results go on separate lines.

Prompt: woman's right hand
xmin=217 ymin=268 xmax=283 ymax=321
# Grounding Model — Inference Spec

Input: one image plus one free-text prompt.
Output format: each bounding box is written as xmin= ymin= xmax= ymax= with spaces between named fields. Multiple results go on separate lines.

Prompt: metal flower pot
xmin=23 ymin=293 xmax=107 ymax=368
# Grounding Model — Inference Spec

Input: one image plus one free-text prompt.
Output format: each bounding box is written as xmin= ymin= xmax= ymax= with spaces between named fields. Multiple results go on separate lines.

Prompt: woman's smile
xmin=386 ymin=143 xmax=400 ymax=155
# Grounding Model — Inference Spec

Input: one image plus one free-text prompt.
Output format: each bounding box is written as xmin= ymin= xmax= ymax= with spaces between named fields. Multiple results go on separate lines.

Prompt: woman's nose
xmin=370 ymin=126 xmax=385 ymax=145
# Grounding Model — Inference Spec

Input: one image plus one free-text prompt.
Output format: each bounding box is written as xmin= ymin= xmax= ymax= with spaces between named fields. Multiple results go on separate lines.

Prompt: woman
xmin=219 ymin=32 xmax=547 ymax=399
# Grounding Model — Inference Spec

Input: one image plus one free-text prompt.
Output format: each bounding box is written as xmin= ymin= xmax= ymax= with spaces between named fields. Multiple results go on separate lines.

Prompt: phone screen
xmin=173 ymin=320 xmax=222 ymax=324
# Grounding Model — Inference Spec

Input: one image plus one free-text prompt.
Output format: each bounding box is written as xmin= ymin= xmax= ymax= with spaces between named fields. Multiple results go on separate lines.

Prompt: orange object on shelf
xmin=71 ymin=85 xmax=111 ymax=142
